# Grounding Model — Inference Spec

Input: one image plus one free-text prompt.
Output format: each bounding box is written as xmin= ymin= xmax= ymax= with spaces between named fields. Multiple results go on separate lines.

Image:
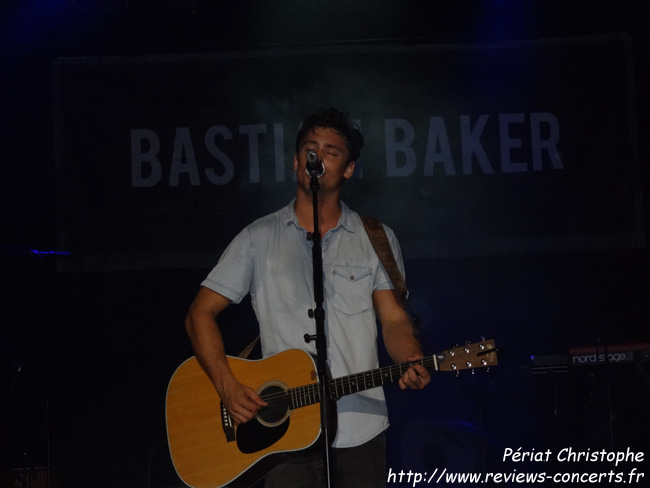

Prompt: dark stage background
xmin=1 ymin=1 xmax=649 ymax=487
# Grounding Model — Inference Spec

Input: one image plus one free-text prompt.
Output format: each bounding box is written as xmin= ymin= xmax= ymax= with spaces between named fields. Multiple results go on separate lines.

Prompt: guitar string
xmin=252 ymin=345 xmax=494 ymax=407
xmin=256 ymin=356 xmax=439 ymax=407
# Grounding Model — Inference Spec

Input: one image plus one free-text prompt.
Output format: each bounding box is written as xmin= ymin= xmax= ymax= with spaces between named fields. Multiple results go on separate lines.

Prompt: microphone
xmin=305 ymin=150 xmax=325 ymax=178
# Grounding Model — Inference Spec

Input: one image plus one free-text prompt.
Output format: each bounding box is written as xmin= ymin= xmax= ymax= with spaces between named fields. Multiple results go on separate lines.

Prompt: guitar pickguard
xmin=236 ymin=416 xmax=290 ymax=454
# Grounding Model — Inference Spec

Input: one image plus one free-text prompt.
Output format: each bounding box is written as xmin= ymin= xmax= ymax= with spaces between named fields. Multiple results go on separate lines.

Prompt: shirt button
xmin=350 ymin=275 xmax=355 ymax=280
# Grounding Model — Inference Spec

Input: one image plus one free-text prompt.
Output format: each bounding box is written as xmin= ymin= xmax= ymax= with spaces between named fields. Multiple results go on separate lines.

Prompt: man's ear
xmin=293 ymin=154 xmax=298 ymax=172
xmin=343 ymin=161 xmax=356 ymax=179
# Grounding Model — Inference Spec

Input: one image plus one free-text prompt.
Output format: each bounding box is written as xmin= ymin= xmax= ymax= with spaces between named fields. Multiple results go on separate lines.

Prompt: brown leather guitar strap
xmin=361 ymin=216 xmax=421 ymax=339
xmin=360 ymin=216 xmax=408 ymax=307
xmin=237 ymin=334 xmax=260 ymax=359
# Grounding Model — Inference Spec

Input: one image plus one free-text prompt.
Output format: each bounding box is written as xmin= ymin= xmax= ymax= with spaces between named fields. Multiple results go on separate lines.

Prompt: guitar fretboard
xmin=288 ymin=355 xmax=440 ymax=409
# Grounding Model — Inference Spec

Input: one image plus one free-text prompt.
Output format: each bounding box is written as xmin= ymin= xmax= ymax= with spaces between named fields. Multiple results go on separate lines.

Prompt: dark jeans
xmin=264 ymin=432 xmax=386 ymax=488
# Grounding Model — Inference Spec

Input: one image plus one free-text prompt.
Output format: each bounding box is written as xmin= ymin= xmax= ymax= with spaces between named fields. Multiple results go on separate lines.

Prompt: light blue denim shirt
xmin=202 ymin=199 xmax=406 ymax=448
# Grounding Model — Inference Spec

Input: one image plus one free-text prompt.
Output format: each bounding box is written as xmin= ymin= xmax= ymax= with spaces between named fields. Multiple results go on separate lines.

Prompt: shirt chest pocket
xmin=331 ymin=265 xmax=374 ymax=316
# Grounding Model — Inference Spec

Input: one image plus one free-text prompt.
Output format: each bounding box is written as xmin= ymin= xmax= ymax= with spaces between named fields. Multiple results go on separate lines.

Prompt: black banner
xmin=54 ymin=35 xmax=644 ymax=271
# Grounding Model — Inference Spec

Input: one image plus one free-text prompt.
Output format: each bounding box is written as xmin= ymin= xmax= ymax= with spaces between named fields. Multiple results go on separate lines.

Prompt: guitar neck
xmin=331 ymin=355 xmax=442 ymax=400
xmin=288 ymin=354 xmax=441 ymax=409
xmin=285 ymin=339 xmax=497 ymax=410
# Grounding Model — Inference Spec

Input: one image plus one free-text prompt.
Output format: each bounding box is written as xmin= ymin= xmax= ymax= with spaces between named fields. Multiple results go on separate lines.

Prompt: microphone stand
xmin=303 ymin=171 xmax=335 ymax=488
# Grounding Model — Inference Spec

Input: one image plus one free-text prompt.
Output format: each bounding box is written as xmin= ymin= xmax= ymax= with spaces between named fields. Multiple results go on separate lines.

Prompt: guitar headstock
xmin=436 ymin=339 xmax=498 ymax=372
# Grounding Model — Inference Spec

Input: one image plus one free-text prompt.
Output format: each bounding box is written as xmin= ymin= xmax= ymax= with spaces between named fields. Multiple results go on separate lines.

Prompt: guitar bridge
xmin=220 ymin=401 xmax=236 ymax=443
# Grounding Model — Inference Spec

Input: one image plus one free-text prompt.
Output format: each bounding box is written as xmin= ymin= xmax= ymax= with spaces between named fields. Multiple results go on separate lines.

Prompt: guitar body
xmin=166 ymin=339 xmax=497 ymax=488
xmin=166 ymin=349 xmax=322 ymax=488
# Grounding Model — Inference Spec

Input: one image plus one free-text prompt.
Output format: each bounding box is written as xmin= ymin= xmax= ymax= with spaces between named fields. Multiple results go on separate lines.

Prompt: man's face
xmin=293 ymin=127 xmax=355 ymax=194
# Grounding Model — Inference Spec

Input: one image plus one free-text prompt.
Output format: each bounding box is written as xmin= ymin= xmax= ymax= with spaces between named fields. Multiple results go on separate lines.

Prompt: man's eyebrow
xmin=300 ymin=138 xmax=318 ymax=147
xmin=300 ymin=139 xmax=345 ymax=153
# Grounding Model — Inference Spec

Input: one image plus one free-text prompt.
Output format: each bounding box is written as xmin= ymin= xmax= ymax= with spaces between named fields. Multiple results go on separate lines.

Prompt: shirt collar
xmin=283 ymin=198 xmax=357 ymax=234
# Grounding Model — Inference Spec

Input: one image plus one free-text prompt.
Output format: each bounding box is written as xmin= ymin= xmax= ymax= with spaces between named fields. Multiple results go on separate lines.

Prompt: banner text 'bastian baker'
xmin=130 ymin=113 xmax=562 ymax=188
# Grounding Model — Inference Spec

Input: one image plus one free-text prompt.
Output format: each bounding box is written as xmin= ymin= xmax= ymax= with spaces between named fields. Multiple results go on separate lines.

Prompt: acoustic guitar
xmin=166 ymin=340 xmax=497 ymax=488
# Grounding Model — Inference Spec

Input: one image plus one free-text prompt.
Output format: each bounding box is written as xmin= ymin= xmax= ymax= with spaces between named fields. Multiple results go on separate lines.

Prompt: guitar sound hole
xmin=257 ymin=383 xmax=290 ymax=426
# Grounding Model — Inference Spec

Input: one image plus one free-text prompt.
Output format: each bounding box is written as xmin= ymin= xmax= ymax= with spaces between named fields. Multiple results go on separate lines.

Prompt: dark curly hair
xmin=295 ymin=108 xmax=364 ymax=163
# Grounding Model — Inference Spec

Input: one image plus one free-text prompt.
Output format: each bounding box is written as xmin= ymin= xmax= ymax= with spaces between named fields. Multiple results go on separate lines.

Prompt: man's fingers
xmin=248 ymin=389 xmax=268 ymax=407
xmin=398 ymin=364 xmax=430 ymax=390
xmin=413 ymin=364 xmax=430 ymax=383
xmin=224 ymin=384 xmax=267 ymax=423
xmin=230 ymin=398 xmax=262 ymax=424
